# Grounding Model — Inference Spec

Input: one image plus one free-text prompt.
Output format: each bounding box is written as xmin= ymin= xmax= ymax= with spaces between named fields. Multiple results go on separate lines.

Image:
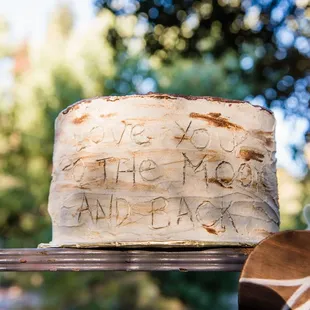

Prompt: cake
xmin=45 ymin=93 xmax=279 ymax=247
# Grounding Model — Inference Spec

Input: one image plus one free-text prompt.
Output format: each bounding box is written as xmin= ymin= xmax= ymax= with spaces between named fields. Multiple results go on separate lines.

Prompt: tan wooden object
xmin=44 ymin=93 xmax=279 ymax=248
xmin=239 ymin=230 xmax=310 ymax=310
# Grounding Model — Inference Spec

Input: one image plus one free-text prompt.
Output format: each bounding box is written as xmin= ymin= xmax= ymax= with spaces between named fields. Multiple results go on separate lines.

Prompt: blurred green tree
xmin=95 ymin=0 xmax=310 ymax=117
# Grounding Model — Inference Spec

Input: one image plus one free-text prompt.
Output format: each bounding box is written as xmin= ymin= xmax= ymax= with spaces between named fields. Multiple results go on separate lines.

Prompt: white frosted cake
xmin=45 ymin=93 xmax=279 ymax=247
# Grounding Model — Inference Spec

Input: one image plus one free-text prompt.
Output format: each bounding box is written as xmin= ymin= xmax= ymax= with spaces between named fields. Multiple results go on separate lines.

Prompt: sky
xmin=0 ymin=0 xmax=307 ymax=177
xmin=0 ymin=0 xmax=94 ymax=45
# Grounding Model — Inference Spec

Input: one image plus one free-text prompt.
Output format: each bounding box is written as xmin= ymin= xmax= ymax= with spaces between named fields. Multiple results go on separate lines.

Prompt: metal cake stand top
xmin=0 ymin=247 xmax=252 ymax=272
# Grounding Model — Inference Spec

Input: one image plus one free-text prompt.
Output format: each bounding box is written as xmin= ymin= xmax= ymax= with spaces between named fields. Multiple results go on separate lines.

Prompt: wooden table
xmin=0 ymin=247 xmax=252 ymax=272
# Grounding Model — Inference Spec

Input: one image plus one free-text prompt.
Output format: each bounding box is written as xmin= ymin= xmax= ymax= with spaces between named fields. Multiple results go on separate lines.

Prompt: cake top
xmin=61 ymin=92 xmax=273 ymax=116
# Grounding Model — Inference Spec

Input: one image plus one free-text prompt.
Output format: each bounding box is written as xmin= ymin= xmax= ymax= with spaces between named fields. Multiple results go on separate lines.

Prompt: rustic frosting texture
xmin=46 ymin=94 xmax=279 ymax=247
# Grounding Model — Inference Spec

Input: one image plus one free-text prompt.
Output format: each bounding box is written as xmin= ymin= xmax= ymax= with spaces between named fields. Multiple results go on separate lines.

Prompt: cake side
xmin=46 ymin=94 xmax=279 ymax=247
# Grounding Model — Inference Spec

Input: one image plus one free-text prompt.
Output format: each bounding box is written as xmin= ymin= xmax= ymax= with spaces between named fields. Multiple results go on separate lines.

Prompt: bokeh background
xmin=0 ymin=0 xmax=309 ymax=309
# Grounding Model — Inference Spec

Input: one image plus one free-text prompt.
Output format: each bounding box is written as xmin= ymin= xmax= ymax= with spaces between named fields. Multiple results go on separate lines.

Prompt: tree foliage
xmin=95 ymin=0 xmax=310 ymax=123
